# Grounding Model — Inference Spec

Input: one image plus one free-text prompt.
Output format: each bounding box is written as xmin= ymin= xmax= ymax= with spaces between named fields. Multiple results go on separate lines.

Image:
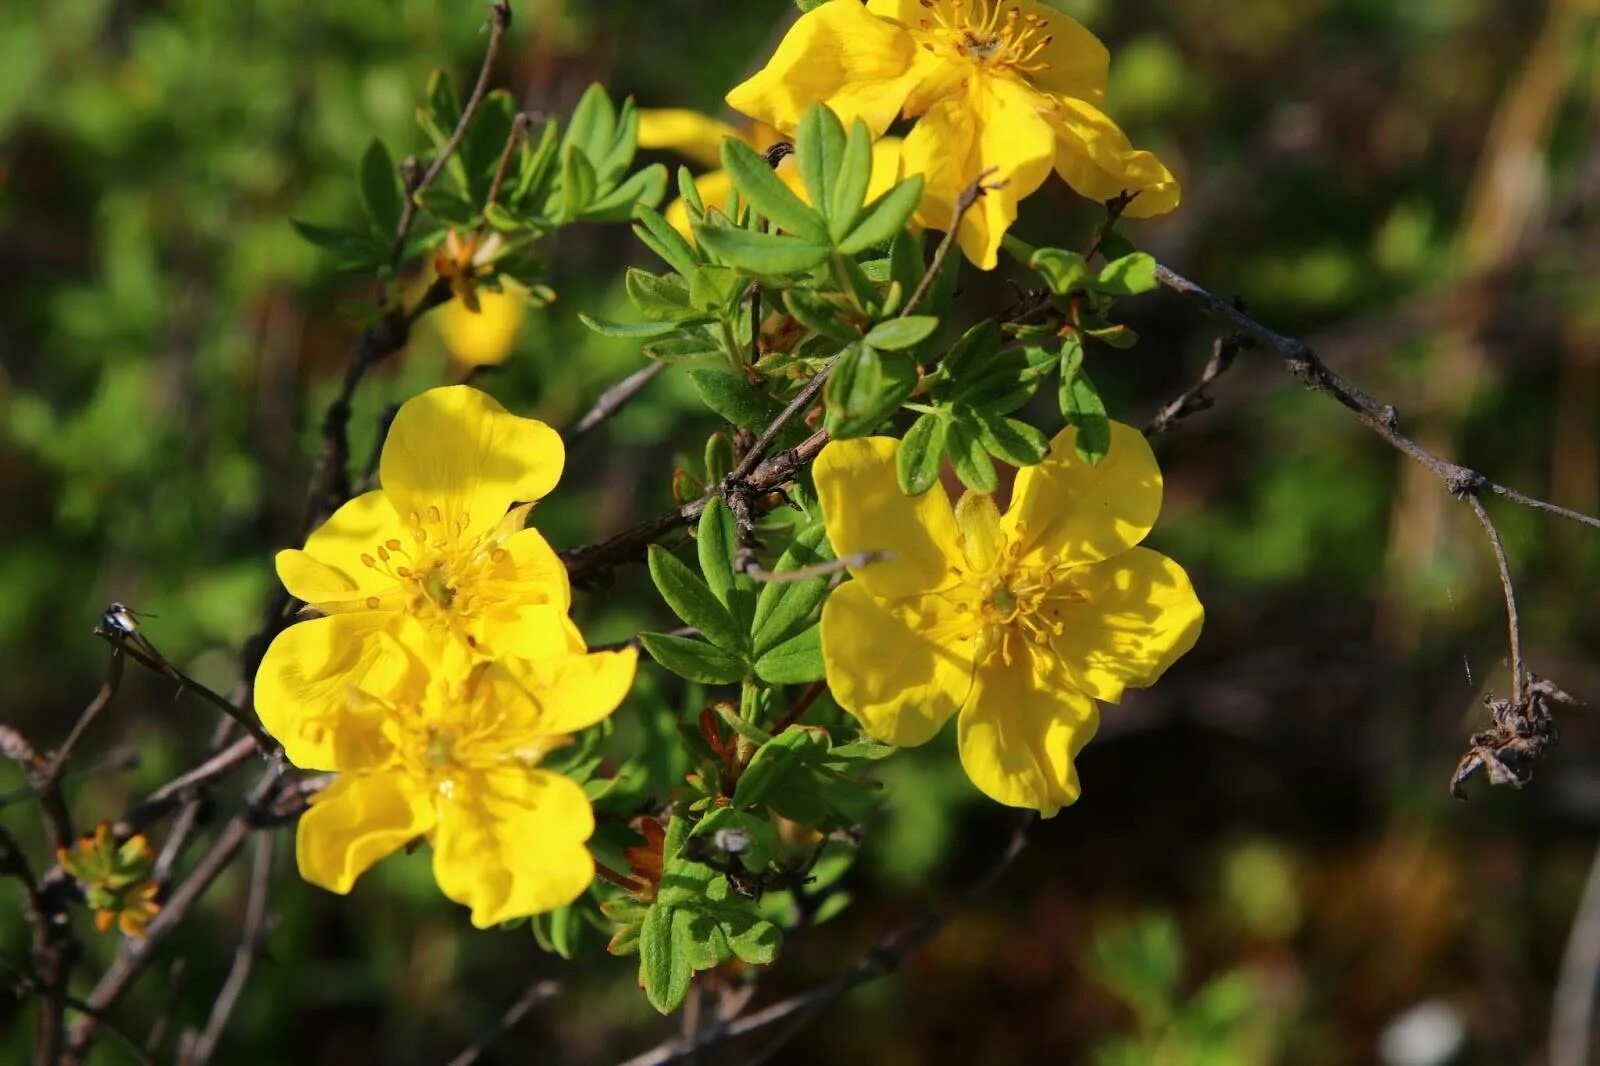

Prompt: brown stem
xmin=445 ymin=980 xmax=561 ymax=1066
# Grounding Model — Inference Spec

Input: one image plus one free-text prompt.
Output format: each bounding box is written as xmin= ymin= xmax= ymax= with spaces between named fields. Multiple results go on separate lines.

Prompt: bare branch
xmin=564 ymin=362 xmax=666 ymax=443
xmin=445 ymin=980 xmax=561 ymax=1066
xmin=390 ymin=1 xmax=514 ymax=264
xmin=180 ymin=832 xmax=276 ymax=1065
xmin=744 ymin=551 xmax=890 ymax=584
xmin=1464 ymin=494 xmax=1524 ymax=703
xmin=1143 ymin=335 xmax=1243 ymax=437
xmin=97 ymin=629 xmax=275 ymax=754
xmin=41 ymin=650 xmax=125 ymax=791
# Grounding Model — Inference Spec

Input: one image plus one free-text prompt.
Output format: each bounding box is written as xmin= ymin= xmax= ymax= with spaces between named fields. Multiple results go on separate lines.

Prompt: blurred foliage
xmin=2 ymin=0 xmax=1600 ymax=1062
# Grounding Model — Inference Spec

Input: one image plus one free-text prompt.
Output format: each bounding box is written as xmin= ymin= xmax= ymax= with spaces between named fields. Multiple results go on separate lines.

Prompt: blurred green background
xmin=3 ymin=0 xmax=1600 ymax=1062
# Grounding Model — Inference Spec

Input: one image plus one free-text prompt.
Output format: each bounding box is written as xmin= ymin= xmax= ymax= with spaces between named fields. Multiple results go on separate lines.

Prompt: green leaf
xmin=358 ymin=138 xmax=402 ymax=238
xmin=889 ymin=229 xmax=926 ymax=305
xmin=633 ymin=204 xmax=699 ymax=277
xmin=562 ymin=83 xmax=617 ymax=172
xmin=837 ymin=175 xmax=924 ymax=255
xmin=687 ymin=265 xmax=743 ymax=316
xmin=1059 ymin=346 xmax=1110 ymax=465
xmin=460 ymin=91 xmax=519 ymax=203
xmin=751 ymin=524 xmax=834 ymax=654
xmin=578 ymin=163 xmax=667 ymax=223
xmin=936 ymin=320 xmax=1000 ymax=385
xmin=721 ymin=138 xmax=829 ymax=244
xmin=639 ymin=632 xmax=747 ymax=685
xmin=680 ymin=909 xmax=733 ymax=971
xmin=414 ymin=185 xmax=477 ymax=227
xmin=1094 ymin=252 xmax=1158 ymax=296
xmin=864 ymin=315 xmax=939 ymax=351
xmin=945 ymin=421 xmax=998 ymax=492
xmin=644 ymin=335 xmax=722 ymax=363
xmin=577 ymin=313 xmax=681 ymax=339
xmin=421 ymin=69 xmax=462 ymax=146
xmin=640 ymin=904 xmax=693 ymax=1014
xmin=754 ymin=625 xmax=824 ymax=684
xmin=896 ymin=412 xmax=948 ymax=495
xmin=795 ymin=103 xmax=847 ymax=220
xmin=720 ymin=909 xmax=781 ymax=965
xmin=733 ymin=728 xmax=825 ymax=809
xmin=695 ymin=224 xmax=830 ymax=275
xmin=687 ymin=369 xmax=795 ymax=437
xmin=625 ymin=268 xmax=699 ymax=322
xmin=828 ymin=119 xmax=874 ymax=241
xmin=825 ymin=346 xmax=916 ymax=439
xmin=696 ymin=498 xmax=740 ymax=611
xmin=1030 ymin=247 xmax=1089 ymax=295
xmin=784 ymin=289 xmax=858 ymax=342
xmin=290 ymin=221 xmax=383 ymax=262
xmin=560 ymin=146 xmax=599 ymax=221
xmin=597 ymin=96 xmax=642 ymax=183
xmin=975 ymin=414 xmax=1049 ymax=467
xmin=647 ymin=545 xmax=747 ymax=652
xmin=677 ymin=164 xmax=705 ymax=218
xmin=514 ymin=120 xmax=560 ymax=207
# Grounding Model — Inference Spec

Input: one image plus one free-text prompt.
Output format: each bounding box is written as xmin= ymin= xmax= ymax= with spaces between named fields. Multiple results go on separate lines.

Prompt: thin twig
xmin=1155 ymin=261 xmax=1600 ymax=533
xmin=744 ymin=551 xmax=889 ymax=584
xmin=1082 ymin=191 xmax=1134 ymax=262
xmin=115 ymin=736 xmax=260 ymax=839
xmin=445 ymin=980 xmax=562 ymax=1066
xmin=483 ymin=111 xmax=534 ymax=213
xmin=1465 ymin=494 xmax=1525 ymax=702
xmin=616 ymin=814 xmax=1034 ymax=1066
xmin=97 ymin=629 xmax=275 ymax=754
xmin=390 ymin=1 xmax=513 ymax=264
xmin=65 ymin=766 xmax=286 ymax=1061
xmin=41 ymin=650 xmax=125 ymax=790
xmin=902 ymin=169 xmax=999 ymax=318
xmin=1552 ymin=838 xmax=1600 ymax=1066
xmin=1143 ymin=335 xmax=1243 ymax=437
xmin=772 ymin=681 xmax=827 ymax=734
xmin=180 ymin=832 xmax=276 ymax=1065
xmin=564 ymin=362 xmax=666 ymax=443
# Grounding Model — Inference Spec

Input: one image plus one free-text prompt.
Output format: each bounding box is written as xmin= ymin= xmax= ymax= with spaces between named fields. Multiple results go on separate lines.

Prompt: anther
xmin=365 ymin=596 xmax=381 ymax=609
xmin=491 ymin=548 xmax=509 ymax=563
xmin=377 ymin=546 xmax=390 ymax=561
xmin=426 ymin=505 xmax=442 ymax=524
xmin=385 ymin=539 xmax=402 ymax=550
xmin=360 ymin=553 xmax=377 ymax=567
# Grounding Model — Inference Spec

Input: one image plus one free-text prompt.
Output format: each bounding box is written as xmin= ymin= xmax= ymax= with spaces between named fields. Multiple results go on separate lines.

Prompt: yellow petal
xmin=821 ymin=581 xmax=974 ymax=746
xmin=1050 ymin=547 xmax=1203 ymax=703
xmin=296 ymin=772 xmax=435 ymax=894
xmin=1014 ymin=2 xmax=1109 ymax=103
xmin=901 ymin=76 xmax=1058 ymax=269
xmin=1048 ymin=96 xmax=1180 ymax=217
xmin=636 ymin=109 xmax=743 ymax=169
xmin=528 ymin=648 xmax=640 ymax=735
xmin=814 ymin=437 xmax=963 ymax=601
xmin=278 ymin=491 xmax=408 ymax=610
xmin=379 ymin=385 xmax=564 ymax=545
xmin=255 ymin=612 xmax=410 ymax=770
xmin=726 ymin=0 xmax=924 ymax=136
xmin=438 ymin=289 xmax=526 ymax=368
xmin=1000 ymin=420 xmax=1162 ymax=568
xmin=957 ymin=643 xmax=1099 ymax=817
xmin=432 ymin=768 xmax=595 ymax=927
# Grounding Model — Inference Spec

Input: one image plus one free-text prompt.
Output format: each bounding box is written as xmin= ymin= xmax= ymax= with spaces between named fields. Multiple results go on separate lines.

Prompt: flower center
xmin=916 ymin=0 xmax=1054 ymax=77
xmin=358 ymin=504 xmax=512 ymax=639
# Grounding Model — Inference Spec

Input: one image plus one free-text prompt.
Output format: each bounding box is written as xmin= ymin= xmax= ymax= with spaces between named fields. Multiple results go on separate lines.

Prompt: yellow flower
xmin=287 ymin=622 xmax=637 ymax=926
xmin=815 ymin=422 xmax=1203 ymax=816
xmin=638 ymin=107 xmax=902 ymax=238
xmin=438 ymin=288 xmax=526 ymax=368
xmin=259 ymin=385 xmax=577 ymax=768
xmin=726 ymin=0 xmax=1179 ymax=269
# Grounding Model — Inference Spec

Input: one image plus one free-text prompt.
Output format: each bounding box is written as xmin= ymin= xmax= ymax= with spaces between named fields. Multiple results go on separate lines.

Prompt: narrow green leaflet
xmin=695 ymin=224 xmax=831 ymax=275
xmin=358 ymin=138 xmax=401 ymax=238
xmin=864 ymin=315 xmax=939 ymax=351
xmin=836 ymin=175 xmax=925 ymax=255
xmin=974 ymin=414 xmax=1049 ymax=467
xmin=696 ymin=498 xmax=742 ymax=613
xmin=828 ymin=118 xmax=874 ymax=241
xmin=794 ymin=103 xmax=847 ymax=218
xmin=896 ymin=412 xmax=948 ymax=495
xmin=753 ymin=625 xmax=825 ymax=685
xmin=750 ymin=524 xmax=835 ymax=655
xmin=1030 ymin=247 xmax=1090 ymax=295
xmin=639 ymin=904 xmax=693 ymax=1014
xmin=646 ymin=545 xmax=746 ymax=653
xmin=1095 ymin=252 xmax=1158 ymax=296
xmin=945 ymin=420 xmax=998 ymax=492
xmin=577 ymin=313 xmax=681 ymax=339
xmin=721 ymin=138 xmax=828 ymax=244
xmin=639 ymin=632 xmax=747 ymax=685
xmin=733 ymin=728 xmax=826 ymax=809
xmin=1059 ymin=338 xmax=1111 ymax=465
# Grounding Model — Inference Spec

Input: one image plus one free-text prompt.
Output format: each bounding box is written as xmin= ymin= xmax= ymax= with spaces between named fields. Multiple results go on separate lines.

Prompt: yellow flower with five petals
xmin=637 ymin=108 xmax=903 ymax=239
xmin=815 ymin=422 xmax=1202 ymax=816
xmin=259 ymin=385 xmax=579 ymax=764
xmin=726 ymin=0 xmax=1179 ymax=269
xmin=282 ymin=621 xmax=637 ymax=927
